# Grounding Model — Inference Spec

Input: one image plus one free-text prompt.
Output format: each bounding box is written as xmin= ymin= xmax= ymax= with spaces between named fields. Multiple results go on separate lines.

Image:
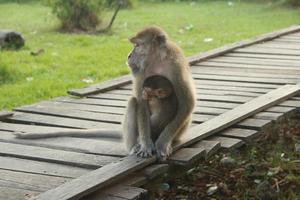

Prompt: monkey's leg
xmin=155 ymin=86 xmax=195 ymax=158
xmin=122 ymin=97 xmax=139 ymax=152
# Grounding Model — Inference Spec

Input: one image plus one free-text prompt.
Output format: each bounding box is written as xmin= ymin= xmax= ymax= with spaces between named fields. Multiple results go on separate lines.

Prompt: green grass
xmin=0 ymin=1 xmax=300 ymax=110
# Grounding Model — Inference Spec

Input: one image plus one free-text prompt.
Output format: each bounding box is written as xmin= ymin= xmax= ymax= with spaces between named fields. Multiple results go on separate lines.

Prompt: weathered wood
xmin=0 ymin=169 xmax=70 ymax=192
xmin=7 ymin=112 xmax=121 ymax=129
xmin=35 ymin=155 xmax=156 ymax=200
xmin=191 ymin=140 xmax=221 ymax=158
xmin=235 ymin=47 xmax=300 ymax=56
xmin=0 ymin=186 xmax=39 ymax=200
xmin=225 ymin=52 xmax=300 ymax=61
xmin=168 ymin=147 xmax=206 ymax=165
xmin=207 ymin=136 xmax=245 ymax=149
xmin=197 ymin=61 xmax=300 ymax=71
xmin=0 ymin=30 xmax=25 ymax=49
xmin=191 ymin=66 xmax=300 ymax=79
xmin=14 ymin=104 xmax=122 ymax=124
xmin=219 ymin=128 xmax=259 ymax=141
xmin=210 ymin=56 xmax=300 ymax=67
xmin=56 ymin=96 xmax=128 ymax=107
xmin=86 ymin=185 xmax=147 ymax=200
xmin=0 ymin=156 xmax=90 ymax=178
xmin=0 ymin=142 xmax=119 ymax=169
xmin=177 ymin=84 xmax=300 ymax=148
xmin=188 ymin=26 xmax=300 ymax=64
xmin=143 ymin=164 xmax=169 ymax=179
xmin=68 ymin=75 xmax=132 ymax=97
xmin=0 ymin=130 xmax=127 ymax=157
xmin=0 ymin=111 xmax=13 ymax=119
xmin=193 ymin=73 xmax=298 ymax=84
xmin=194 ymin=79 xmax=279 ymax=89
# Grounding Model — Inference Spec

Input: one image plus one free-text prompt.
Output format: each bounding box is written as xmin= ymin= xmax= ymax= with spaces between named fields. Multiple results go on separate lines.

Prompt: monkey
xmin=124 ymin=26 xmax=196 ymax=158
xmin=14 ymin=26 xmax=196 ymax=159
xmin=142 ymin=75 xmax=177 ymax=142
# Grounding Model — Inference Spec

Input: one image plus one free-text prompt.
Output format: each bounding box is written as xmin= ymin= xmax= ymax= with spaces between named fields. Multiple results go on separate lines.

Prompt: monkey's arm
xmin=14 ymin=129 xmax=122 ymax=139
xmin=134 ymin=99 xmax=155 ymax=157
xmin=155 ymin=76 xmax=196 ymax=158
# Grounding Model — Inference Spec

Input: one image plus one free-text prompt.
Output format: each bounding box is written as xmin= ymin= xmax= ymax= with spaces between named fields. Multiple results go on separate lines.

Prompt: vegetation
xmin=44 ymin=0 xmax=106 ymax=32
xmin=0 ymin=1 xmax=300 ymax=110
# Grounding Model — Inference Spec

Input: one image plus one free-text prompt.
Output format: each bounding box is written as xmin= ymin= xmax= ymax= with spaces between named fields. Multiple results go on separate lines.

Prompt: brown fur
xmin=125 ymin=26 xmax=196 ymax=158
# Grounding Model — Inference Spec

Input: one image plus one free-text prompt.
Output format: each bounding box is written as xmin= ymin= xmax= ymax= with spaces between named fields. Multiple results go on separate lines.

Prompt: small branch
xmin=105 ymin=0 xmax=123 ymax=31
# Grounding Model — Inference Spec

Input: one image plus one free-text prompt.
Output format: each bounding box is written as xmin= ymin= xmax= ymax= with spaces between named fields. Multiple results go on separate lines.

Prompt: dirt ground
xmin=147 ymin=113 xmax=300 ymax=200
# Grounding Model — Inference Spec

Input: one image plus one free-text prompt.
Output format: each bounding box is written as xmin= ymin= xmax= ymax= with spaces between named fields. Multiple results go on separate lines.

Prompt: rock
xmin=295 ymin=143 xmax=300 ymax=153
xmin=207 ymin=185 xmax=218 ymax=196
xmin=255 ymin=180 xmax=278 ymax=200
xmin=220 ymin=156 xmax=236 ymax=168
xmin=159 ymin=183 xmax=170 ymax=191
xmin=0 ymin=30 xmax=25 ymax=49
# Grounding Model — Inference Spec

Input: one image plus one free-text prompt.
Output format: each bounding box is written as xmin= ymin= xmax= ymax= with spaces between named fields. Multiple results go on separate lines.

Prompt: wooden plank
xmin=225 ymin=52 xmax=300 ymax=61
xmin=14 ymin=104 xmax=122 ymax=124
xmin=0 ymin=169 xmax=70 ymax=192
xmin=0 ymin=186 xmax=39 ymax=200
xmin=255 ymin=43 xmax=300 ymax=50
xmin=0 ymin=111 xmax=13 ymax=120
xmin=273 ymin=38 xmax=300 ymax=43
xmin=68 ymin=74 xmax=132 ymax=97
xmin=235 ymin=118 xmax=271 ymax=130
xmin=87 ymin=185 xmax=147 ymax=200
xmin=7 ymin=112 xmax=121 ymax=129
xmin=195 ymin=79 xmax=280 ymax=89
xmin=56 ymin=96 xmax=128 ymax=107
xmin=0 ymin=130 xmax=127 ymax=157
xmin=191 ymin=140 xmax=221 ymax=158
xmin=235 ymin=47 xmax=300 ymax=56
xmin=207 ymin=136 xmax=245 ymax=149
xmin=168 ymin=147 xmax=205 ymax=165
xmin=28 ymin=101 xmax=126 ymax=115
xmin=209 ymin=56 xmax=300 ymax=68
xmin=35 ymin=155 xmax=156 ymax=200
xmin=280 ymin=100 xmax=300 ymax=107
xmin=188 ymin=25 xmax=300 ymax=64
xmin=197 ymin=61 xmax=300 ymax=71
xmin=143 ymin=164 xmax=169 ymax=179
xmin=219 ymin=128 xmax=259 ymax=141
xmin=0 ymin=156 xmax=90 ymax=178
xmin=191 ymin=66 xmax=300 ymax=79
xmin=193 ymin=73 xmax=298 ymax=84
xmin=0 ymin=142 xmax=119 ymax=169
xmin=177 ymin=84 xmax=300 ymax=148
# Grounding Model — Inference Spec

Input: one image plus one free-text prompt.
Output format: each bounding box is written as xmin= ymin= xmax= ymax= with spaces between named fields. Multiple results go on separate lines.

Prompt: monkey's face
xmin=127 ymin=41 xmax=151 ymax=75
xmin=127 ymin=27 xmax=167 ymax=75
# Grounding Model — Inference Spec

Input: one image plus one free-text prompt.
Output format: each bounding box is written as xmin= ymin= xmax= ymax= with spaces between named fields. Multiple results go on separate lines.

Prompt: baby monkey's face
xmin=142 ymin=87 xmax=168 ymax=100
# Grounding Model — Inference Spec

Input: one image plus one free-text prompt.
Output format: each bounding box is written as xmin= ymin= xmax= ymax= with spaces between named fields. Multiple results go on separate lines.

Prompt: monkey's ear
xmin=154 ymin=34 xmax=166 ymax=47
xmin=129 ymin=37 xmax=140 ymax=44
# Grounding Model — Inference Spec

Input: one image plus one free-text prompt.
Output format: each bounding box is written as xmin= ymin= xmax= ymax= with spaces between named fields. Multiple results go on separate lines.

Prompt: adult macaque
xmin=124 ymin=26 xmax=196 ymax=158
xmin=14 ymin=26 xmax=196 ymax=158
xmin=142 ymin=75 xmax=177 ymax=142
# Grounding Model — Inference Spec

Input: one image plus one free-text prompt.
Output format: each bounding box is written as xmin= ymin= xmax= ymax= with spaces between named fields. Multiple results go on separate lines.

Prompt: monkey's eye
xmin=134 ymin=43 xmax=140 ymax=48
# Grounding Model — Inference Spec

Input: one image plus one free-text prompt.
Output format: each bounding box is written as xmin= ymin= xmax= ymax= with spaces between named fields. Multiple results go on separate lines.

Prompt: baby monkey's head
xmin=142 ymin=75 xmax=173 ymax=100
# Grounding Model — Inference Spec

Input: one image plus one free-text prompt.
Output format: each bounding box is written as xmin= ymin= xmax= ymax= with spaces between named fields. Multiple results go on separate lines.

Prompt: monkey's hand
xmin=155 ymin=140 xmax=172 ymax=159
xmin=131 ymin=141 xmax=155 ymax=158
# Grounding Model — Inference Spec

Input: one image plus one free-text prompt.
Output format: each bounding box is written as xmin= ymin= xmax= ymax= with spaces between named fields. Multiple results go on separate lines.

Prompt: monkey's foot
xmin=155 ymin=141 xmax=172 ymax=159
xmin=132 ymin=143 xmax=155 ymax=158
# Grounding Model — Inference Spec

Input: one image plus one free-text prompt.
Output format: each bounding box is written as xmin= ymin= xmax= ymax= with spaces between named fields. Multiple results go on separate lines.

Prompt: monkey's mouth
xmin=126 ymin=62 xmax=139 ymax=73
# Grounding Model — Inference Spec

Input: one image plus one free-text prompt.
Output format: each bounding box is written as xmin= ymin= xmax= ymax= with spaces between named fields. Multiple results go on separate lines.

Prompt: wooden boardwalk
xmin=1 ymin=26 xmax=300 ymax=200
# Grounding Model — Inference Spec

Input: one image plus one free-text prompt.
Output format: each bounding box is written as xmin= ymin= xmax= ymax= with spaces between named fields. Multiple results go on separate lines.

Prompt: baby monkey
xmin=142 ymin=75 xmax=178 ymax=142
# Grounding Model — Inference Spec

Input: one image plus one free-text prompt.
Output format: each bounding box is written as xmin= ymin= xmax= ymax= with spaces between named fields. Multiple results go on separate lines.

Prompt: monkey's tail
xmin=13 ymin=129 xmax=122 ymax=139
